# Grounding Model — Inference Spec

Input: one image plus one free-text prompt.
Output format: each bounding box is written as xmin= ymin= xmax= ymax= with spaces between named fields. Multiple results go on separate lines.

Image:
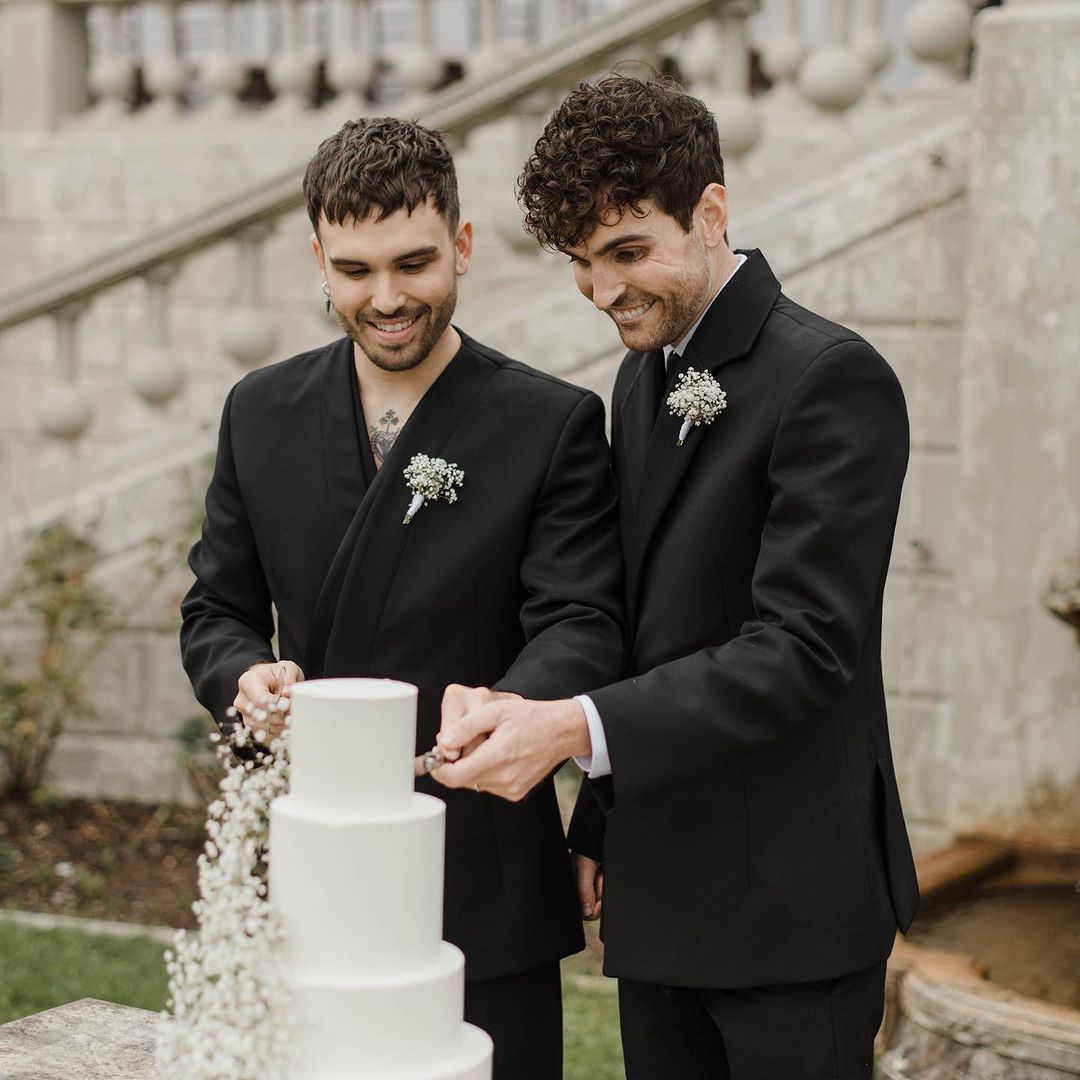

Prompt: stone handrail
xmin=0 ymin=0 xmax=724 ymax=334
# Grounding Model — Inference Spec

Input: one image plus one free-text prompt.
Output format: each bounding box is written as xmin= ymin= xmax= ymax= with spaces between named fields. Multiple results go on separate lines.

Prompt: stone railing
xmin=0 ymin=0 xmax=974 ymax=130
xmin=0 ymin=0 xmax=977 ymax=445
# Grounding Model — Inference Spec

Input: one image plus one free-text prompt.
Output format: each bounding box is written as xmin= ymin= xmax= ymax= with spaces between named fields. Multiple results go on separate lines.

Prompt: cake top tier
xmin=287 ymin=678 xmax=418 ymax=818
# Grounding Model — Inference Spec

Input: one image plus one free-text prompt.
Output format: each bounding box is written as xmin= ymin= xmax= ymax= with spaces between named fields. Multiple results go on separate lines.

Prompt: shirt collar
xmin=663 ymin=252 xmax=747 ymax=363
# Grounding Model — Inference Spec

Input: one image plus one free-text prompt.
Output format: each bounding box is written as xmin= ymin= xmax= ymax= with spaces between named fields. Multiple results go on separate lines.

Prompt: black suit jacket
xmin=181 ymin=332 xmax=625 ymax=982
xmin=568 ymin=250 xmax=920 ymax=989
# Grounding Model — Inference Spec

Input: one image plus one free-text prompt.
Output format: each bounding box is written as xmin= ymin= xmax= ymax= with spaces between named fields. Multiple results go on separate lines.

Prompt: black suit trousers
xmin=465 ymin=963 xmax=562 ymax=1080
xmin=617 ymin=961 xmax=887 ymax=1080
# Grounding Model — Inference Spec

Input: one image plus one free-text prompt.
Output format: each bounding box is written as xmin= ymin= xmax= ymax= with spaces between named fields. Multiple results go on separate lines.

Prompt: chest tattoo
xmin=369 ymin=409 xmax=400 ymax=470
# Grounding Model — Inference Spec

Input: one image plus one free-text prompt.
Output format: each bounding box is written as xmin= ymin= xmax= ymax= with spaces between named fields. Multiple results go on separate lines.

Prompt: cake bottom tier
xmin=286 ymin=942 xmax=491 ymax=1079
xmin=291 ymin=1024 xmax=492 ymax=1080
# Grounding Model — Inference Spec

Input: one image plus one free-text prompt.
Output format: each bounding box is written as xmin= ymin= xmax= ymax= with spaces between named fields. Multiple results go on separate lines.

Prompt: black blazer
xmin=568 ymin=250 xmax=920 ymax=989
xmin=181 ymin=332 xmax=625 ymax=982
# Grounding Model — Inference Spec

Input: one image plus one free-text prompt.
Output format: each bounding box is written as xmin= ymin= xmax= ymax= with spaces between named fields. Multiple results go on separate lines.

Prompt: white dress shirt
xmin=574 ymin=253 xmax=746 ymax=779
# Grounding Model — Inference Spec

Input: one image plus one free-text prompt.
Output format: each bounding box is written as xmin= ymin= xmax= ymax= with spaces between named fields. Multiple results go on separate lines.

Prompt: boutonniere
xmin=402 ymin=453 xmax=465 ymax=524
xmin=666 ymin=367 xmax=727 ymax=446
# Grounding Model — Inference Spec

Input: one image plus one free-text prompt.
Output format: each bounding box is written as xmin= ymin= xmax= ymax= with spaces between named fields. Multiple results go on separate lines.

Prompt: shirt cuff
xmin=573 ymin=694 xmax=612 ymax=778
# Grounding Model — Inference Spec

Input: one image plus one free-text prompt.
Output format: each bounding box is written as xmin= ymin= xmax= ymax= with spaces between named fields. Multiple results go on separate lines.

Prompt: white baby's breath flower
xmin=157 ymin=699 xmax=295 ymax=1080
xmin=666 ymin=367 xmax=727 ymax=445
xmin=402 ymin=453 xmax=465 ymax=524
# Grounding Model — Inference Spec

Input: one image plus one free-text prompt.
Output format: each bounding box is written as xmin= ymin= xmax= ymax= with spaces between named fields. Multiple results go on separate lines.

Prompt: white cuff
xmin=573 ymin=695 xmax=612 ymax=778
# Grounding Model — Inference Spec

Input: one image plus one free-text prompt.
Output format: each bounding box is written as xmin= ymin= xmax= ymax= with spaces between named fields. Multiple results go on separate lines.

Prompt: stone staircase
xmin=0 ymin=0 xmax=981 ymax=830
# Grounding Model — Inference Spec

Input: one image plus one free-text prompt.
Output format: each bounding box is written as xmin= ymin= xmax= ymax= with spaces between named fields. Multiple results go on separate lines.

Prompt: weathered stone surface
xmin=877 ymin=953 xmax=1080 ymax=1079
xmin=948 ymin=0 xmax=1080 ymax=834
xmin=0 ymin=998 xmax=158 ymax=1080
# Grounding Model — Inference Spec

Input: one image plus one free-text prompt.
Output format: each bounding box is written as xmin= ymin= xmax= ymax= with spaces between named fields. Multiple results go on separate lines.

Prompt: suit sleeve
xmin=589 ymin=341 xmax=909 ymax=808
xmin=493 ymin=391 xmax=626 ymax=700
xmin=180 ymin=386 xmax=277 ymax=725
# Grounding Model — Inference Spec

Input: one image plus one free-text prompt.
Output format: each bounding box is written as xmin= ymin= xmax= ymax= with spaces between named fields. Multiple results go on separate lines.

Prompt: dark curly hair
xmin=303 ymin=117 xmax=460 ymax=234
xmin=517 ymin=74 xmax=725 ymax=251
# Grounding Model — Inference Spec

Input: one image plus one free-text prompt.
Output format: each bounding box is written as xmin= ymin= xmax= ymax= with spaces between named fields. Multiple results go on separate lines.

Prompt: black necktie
xmin=644 ymin=349 xmax=666 ymax=421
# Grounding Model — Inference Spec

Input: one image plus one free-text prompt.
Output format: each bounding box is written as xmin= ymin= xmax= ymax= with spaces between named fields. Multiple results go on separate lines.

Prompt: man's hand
xmin=431 ymin=697 xmax=591 ymax=802
xmin=437 ymin=684 xmax=521 ymax=763
xmin=233 ymin=661 xmax=304 ymax=739
xmin=575 ymin=853 xmax=604 ymax=921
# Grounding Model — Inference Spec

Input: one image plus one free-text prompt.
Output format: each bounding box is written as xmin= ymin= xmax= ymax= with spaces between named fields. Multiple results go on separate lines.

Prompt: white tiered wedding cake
xmin=270 ymin=678 xmax=493 ymax=1079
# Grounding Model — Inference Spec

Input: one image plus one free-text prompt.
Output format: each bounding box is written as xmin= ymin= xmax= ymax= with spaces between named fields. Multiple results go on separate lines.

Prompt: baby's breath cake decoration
xmin=402 ymin=453 xmax=465 ymax=524
xmin=666 ymin=367 xmax=728 ymax=446
xmin=157 ymin=698 xmax=295 ymax=1079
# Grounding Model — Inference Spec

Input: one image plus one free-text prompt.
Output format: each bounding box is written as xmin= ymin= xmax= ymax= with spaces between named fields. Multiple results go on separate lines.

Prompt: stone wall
xmin=0 ymin=90 xmax=992 ymax=841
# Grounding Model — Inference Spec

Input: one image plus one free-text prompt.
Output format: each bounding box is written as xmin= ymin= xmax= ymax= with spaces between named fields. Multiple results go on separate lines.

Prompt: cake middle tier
xmin=270 ymin=791 xmax=445 ymax=978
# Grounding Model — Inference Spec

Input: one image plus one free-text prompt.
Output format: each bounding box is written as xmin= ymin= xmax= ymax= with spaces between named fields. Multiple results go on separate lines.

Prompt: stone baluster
xmin=130 ymin=263 xmax=184 ymax=406
xmin=758 ymin=0 xmax=805 ymax=107
xmin=268 ymin=0 xmax=316 ymax=113
xmin=326 ymin=0 xmax=373 ymax=111
xmin=549 ymin=0 xmax=573 ymax=39
xmin=612 ymin=33 xmax=664 ymax=74
xmin=221 ymin=224 xmax=278 ymax=369
xmin=142 ymin=0 xmax=187 ymax=116
xmin=470 ymin=0 xmax=503 ymax=78
xmin=0 ymin=0 xmax=89 ymax=129
xmin=40 ymin=304 xmax=93 ymax=442
xmin=201 ymin=0 xmax=245 ymax=114
xmin=903 ymin=0 xmax=972 ymax=90
xmin=498 ymin=87 xmax=556 ymax=253
xmin=395 ymin=0 xmax=444 ymax=97
xmin=87 ymin=3 xmax=134 ymax=122
xmin=798 ymin=0 xmax=868 ymax=115
xmin=853 ymin=0 xmax=891 ymax=101
xmin=681 ymin=8 xmax=761 ymax=161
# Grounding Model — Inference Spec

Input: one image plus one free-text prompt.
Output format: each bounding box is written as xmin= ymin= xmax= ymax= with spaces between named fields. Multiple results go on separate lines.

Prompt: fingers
xmin=232 ymin=661 xmax=303 ymax=739
xmin=436 ymin=700 xmax=505 ymax=757
xmin=439 ymin=685 xmax=493 ymax=762
xmin=431 ymin=733 xmax=529 ymax=802
xmin=574 ymin=854 xmax=603 ymax=921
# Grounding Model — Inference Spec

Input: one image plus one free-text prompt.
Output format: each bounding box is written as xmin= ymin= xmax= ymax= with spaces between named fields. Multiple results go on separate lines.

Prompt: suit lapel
xmin=618 ymin=350 xmax=665 ymax=509
xmin=317 ymin=337 xmax=369 ymax=543
xmin=625 ymin=250 xmax=782 ymax=616
xmin=306 ymin=338 xmax=498 ymax=677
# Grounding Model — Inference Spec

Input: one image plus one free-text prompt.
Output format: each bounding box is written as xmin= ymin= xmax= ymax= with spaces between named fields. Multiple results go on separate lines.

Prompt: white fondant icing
xmin=270 ymin=678 xmax=492 ymax=1080
xmin=287 ymin=942 xmax=465 ymax=1076
xmin=270 ymin=793 xmax=445 ymax=977
xmin=288 ymin=679 xmax=417 ymax=816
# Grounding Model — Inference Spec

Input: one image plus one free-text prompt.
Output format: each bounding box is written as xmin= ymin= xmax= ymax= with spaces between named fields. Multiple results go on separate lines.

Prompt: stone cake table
xmin=0 ymin=998 xmax=159 ymax=1079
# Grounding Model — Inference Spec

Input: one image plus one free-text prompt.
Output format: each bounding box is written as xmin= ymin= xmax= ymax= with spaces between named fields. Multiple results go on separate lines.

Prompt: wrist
xmin=556 ymin=699 xmax=592 ymax=759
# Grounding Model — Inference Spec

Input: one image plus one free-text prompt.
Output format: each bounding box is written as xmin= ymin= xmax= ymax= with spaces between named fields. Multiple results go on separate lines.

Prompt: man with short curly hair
xmin=181 ymin=116 xmax=625 ymax=1079
xmin=435 ymin=75 xmax=921 ymax=1079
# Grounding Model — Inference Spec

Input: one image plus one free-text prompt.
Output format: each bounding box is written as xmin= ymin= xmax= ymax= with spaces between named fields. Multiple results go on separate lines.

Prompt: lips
xmin=366 ymin=313 xmax=422 ymax=343
xmin=610 ymin=299 xmax=656 ymax=324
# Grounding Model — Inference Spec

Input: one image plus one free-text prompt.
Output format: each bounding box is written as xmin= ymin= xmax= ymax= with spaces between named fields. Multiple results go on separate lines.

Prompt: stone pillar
xmin=949 ymin=0 xmax=1080 ymax=834
xmin=0 ymin=0 xmax=89 ymax=129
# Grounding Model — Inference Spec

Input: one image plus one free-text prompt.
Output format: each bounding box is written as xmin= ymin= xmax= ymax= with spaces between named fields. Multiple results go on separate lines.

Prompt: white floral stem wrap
xmin=666 ymin=366 xmax=727 ymax=446
xmin=402 ymin=453 xmax=465 ymax=524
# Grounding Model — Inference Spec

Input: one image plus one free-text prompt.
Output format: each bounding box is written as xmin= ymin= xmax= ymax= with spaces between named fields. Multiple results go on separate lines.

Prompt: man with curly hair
xmin=181 ymin=117 xmax=625 ymax=1079
xmin=434 ymin=75 xmax=920 ymax=1079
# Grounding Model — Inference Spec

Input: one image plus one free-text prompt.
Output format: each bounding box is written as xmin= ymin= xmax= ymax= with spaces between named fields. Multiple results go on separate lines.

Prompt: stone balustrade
xmin=0 ymin=0 xmax=979 ymax=452
xmin=0 ymin=0 xmax=973 ymax=132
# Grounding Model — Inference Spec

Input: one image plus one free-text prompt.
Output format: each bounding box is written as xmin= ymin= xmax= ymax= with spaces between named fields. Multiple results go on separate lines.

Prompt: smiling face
xmin=312 ymin=200 xmax=472 ymax=373
xmin=566 ymin=188 xmax=731 ymax=353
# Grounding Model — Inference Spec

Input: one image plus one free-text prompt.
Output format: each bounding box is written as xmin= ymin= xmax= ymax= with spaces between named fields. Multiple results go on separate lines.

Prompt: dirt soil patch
xmin=0 ymin=798 xmax=205 ymax=930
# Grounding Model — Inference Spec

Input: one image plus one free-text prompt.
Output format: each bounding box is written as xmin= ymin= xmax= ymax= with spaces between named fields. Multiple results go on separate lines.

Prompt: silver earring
xmin=321 ymin=281 xmax=331 ymax=314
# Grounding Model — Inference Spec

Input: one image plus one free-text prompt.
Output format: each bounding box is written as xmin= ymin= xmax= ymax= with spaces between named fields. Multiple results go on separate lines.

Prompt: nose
xmin=590 ymin=266 xmax=625 ymax=313
xmin=371 ymin=274 xmax=407 ymax=317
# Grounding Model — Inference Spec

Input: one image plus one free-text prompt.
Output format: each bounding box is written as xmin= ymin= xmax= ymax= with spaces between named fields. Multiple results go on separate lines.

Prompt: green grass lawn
xmin=0 ymin=920 xmax=624 ymax=1077
xmin=0 ymin=920 xmax=169 ymax=1023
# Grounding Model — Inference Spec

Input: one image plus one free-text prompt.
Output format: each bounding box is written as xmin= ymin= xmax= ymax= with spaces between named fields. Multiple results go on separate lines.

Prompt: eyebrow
xmin=570 ymin=233 xmax=653 ymax=262
xmin=595 ymin=233 xmax=652 ymax=257
xmin=330 ymin=245 xmax=440 ymax=268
